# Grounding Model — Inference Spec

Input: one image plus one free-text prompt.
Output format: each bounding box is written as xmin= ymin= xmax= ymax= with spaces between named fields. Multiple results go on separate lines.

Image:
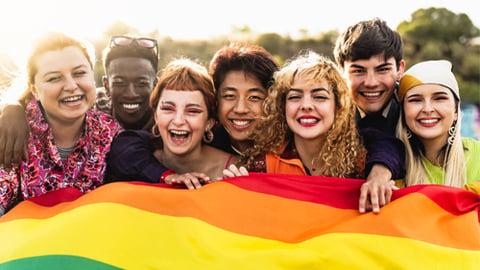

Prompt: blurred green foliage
xmin=93 ymin=7 xmax=479 ymax=103
xmin=397 ymin=7 xmax=480 ymax=103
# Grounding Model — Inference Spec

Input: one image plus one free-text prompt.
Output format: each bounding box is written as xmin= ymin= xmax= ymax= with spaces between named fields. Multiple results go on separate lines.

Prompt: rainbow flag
xmin=0 ymin=173 xmax=479 ymax=269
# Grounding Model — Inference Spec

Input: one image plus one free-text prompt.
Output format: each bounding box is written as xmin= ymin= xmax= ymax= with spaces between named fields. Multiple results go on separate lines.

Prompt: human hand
xmin=359 ymin=164 xmax=396 ymax=213
xmin=0 ymin=102 xmax=28 ymax=169
xmin=222 ymin=164 xmax=249 ymax=179
xmin=164 ymin=172 xmax=210 ymax=190
xmin=463 ymin=181 xmax=480 ymax=195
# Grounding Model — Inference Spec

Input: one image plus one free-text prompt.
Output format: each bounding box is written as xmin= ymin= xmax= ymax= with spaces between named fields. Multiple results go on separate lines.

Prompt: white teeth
xmin=171 ymin=130 xmax=188 ymax=135
xmin=419 ymin=119 xmax=439 ymax=124
xmin=299 ymin=118 xmax=318 ymax=124
xmin=232 ymin=120 xmax=251 ymax=126
xmin=363 ymin=92 xmax=381 ymax=97
xmin=123 ymin=104 xmax=139 ymax=109
xmin=62 ymin=96 xmax=82 ymax=102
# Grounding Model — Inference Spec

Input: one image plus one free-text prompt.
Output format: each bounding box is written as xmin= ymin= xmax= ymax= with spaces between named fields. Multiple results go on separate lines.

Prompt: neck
xmin=231 ymin=140 xmax=252 ymax=155
xmin=294 ymin=135 xmax=324 ymax=171
xmin=51 ymin=119 xmax=84 ymax=148
xmin=157 ymin=144 xmax=206 ymax=173
xmin=420 ymin=137 xmax=448 ymax=166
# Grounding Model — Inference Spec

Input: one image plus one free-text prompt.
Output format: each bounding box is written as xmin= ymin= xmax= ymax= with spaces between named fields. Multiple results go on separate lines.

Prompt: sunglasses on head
xmin=109 ymin=36 xmax=158 ymax=55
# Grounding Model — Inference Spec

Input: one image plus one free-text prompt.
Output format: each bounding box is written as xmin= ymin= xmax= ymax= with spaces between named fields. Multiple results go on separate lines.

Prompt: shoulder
xmin=111 ymin=130 xmax=154 ymax=152
xmin=209 ymin=125 xmax=235 ymax=154
xmin=87 ymin=109 xmax=120 ymax=132
xmin=463 ymin=137 xmax=480 ymax=152
xmin=204 ymin=145 xmax=236 ymax=164
xmin=117 ymin=129 xmax=152 ymax=140
xmin=205 ymin=144 xmax=233 ymax=158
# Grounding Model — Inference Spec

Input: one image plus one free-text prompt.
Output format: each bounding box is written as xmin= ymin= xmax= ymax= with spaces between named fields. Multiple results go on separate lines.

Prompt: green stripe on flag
xmin=0 ymin=255 xmax=121 ymax=270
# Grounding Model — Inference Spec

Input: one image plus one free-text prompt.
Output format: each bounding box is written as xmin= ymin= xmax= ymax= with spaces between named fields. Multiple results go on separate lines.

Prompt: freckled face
xmin=155 ymin=89 xmax=214 ymax=155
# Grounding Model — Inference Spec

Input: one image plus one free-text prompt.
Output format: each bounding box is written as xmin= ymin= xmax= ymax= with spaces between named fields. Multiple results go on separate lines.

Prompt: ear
xmin=29 ymin=82 xmax=39 ymax=100
xmin=153 ymin=104 xmax=159 ymax=123
xmin=102 ymin=75 xmax=110 ymax=95
xmin=205 ymin=118 xmax=216 ymax=132
xmin=396 ymin=60 xmax=406 ymax=81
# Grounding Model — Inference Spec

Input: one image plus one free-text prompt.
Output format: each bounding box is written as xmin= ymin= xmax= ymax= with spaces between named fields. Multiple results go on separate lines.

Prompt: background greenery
xmin=92 ymin=7 xmax=480 ymax=104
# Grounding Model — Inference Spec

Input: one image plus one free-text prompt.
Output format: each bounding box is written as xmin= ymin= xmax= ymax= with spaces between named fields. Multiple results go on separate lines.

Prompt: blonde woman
xmin=397 ymin=60 xmax=480 ymax=192
xmin=242 ymin=50 xmax=365 ymax=179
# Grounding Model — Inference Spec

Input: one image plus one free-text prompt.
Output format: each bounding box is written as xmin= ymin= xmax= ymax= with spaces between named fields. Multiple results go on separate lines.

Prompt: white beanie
xmin=398 ymin=60 xmax=459 ymax=101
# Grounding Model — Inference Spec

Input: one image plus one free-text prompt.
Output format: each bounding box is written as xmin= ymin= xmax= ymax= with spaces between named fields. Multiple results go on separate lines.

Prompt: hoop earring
xmin=151 ymin=124 xmax=161 ymax=138
xmin=203 ymin=129 xmax=214 ymax=143
xmin=406 ymin=129 xmax=412 ymax=139
xmin=448 ymin=122 xmax=456 ymax=145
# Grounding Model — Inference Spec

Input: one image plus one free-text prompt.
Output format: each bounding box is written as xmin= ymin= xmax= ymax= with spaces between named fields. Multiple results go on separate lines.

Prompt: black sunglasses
xmin=109 ymin=36 xmax=158 ymax=55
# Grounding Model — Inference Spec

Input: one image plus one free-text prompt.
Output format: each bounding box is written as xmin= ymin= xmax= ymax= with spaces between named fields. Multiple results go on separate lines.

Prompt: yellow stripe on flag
xmin=0 ymin=202 xmax=478 ymax=269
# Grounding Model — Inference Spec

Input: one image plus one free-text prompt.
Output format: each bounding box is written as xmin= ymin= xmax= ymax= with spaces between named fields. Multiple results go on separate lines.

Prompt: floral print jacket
xmin=0 ymin=100 xmax=120 ymax=215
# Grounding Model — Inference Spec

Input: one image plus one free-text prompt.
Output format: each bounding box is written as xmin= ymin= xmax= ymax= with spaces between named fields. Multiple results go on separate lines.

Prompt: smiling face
xmin=403 ymin=84 xmax=458 ymax=147
xmin=155 ymin=89 xmax=215 ymax=156
xmin=31 ymin=46 xmax=95 ymax=126
xmin=217 ymin=70 xmax=266 ymax=150
xmin=343 ymin=54 xmax=404 ymax=115
xmin=285 ymin=75 xmax=336 ymax=143
xmin=105 ymin=57 xmax=156 ymax=129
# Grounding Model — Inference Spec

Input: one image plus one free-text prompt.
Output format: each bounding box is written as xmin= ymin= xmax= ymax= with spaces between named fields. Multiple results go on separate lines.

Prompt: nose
xmin=300 ymin=97 xmax=313 ymax=112
xmin=364 ymin=71 xmax=379 ymax=88
xmin=233 ymin=98 xmax=249 ymax=114
xmin=173 ymin=110 xmax=186 ymax=125
xmin=63 ymin=75 xmax=78 ymax=91
xmin=422 ymin=100 xmax=435 ymax=114
xmin=123 ymin=83 xmax=138 ymax=97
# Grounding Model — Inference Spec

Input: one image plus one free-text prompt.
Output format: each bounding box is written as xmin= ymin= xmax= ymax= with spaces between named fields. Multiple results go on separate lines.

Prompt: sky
xmin=1 ymin=0 xmax=479 ymax=66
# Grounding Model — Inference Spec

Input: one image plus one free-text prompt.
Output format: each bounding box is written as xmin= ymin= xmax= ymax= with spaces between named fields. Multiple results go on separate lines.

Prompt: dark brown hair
xmin=334 ymin=18 xmax=403 ymax=69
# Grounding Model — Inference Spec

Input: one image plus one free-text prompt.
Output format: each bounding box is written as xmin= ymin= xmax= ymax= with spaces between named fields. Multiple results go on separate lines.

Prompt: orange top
xmin=265 ymin=152 xmax=307 ymax=175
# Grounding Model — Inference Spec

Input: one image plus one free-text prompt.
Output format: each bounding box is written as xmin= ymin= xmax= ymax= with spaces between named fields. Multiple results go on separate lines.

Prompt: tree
xmin=397 ymin=7 xmax=480 ymax=103
xmin=256 ymin=33 xmax=284 ymax=56
xmin=398 ymin=8 xmax=479 ymax=46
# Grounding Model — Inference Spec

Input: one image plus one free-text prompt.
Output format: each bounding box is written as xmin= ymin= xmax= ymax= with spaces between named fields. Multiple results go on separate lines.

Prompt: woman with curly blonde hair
xmin=242 ymin=50 xmax=365 ymax=178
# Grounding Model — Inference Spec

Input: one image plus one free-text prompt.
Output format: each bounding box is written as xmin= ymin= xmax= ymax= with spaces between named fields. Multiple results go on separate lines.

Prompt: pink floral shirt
xmin=0 ymin=100 xmax=120 ymax=214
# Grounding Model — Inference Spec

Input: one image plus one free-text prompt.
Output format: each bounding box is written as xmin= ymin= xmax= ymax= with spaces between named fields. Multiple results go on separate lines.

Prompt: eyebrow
xmin=220 ymin=86 xmax=266 ymax=94
xmin=406 ymin=93 xmax=421 ymax=99
xmin=289 ymin=88 xmax=329 ymax=93
xmin=406 ymin=90 xmax=450 ymax=99
xmin=160 ymin=101 xmax=174 ymax=106
xmin=248 ymin=88 xmax=266 ymax=94
xmin=432 ymin=90 xmax=450 ymax=95
xmin=220 ymin=86 xmax=237 ymax=92
xmin=160 ymin=100 xmax=203 ymax=108
xmin=349 ymin=62 xmax=393 ymax=69
xmin=288 ymin=88 xmax=303 ymax=93
xmin=348 ymin=64 xmax=365 ymax=69
xmin=376 ymin=63 xmax=394 ymax=69
xmin=43 ymin=64 xmax=89 ymax=77
xmin=311 ymin=87 xmax=329 ymax=94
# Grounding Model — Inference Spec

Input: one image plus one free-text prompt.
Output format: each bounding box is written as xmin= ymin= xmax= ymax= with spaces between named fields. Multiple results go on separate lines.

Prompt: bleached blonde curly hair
xmin=243 ymin=50 xmax=365 ymax=178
